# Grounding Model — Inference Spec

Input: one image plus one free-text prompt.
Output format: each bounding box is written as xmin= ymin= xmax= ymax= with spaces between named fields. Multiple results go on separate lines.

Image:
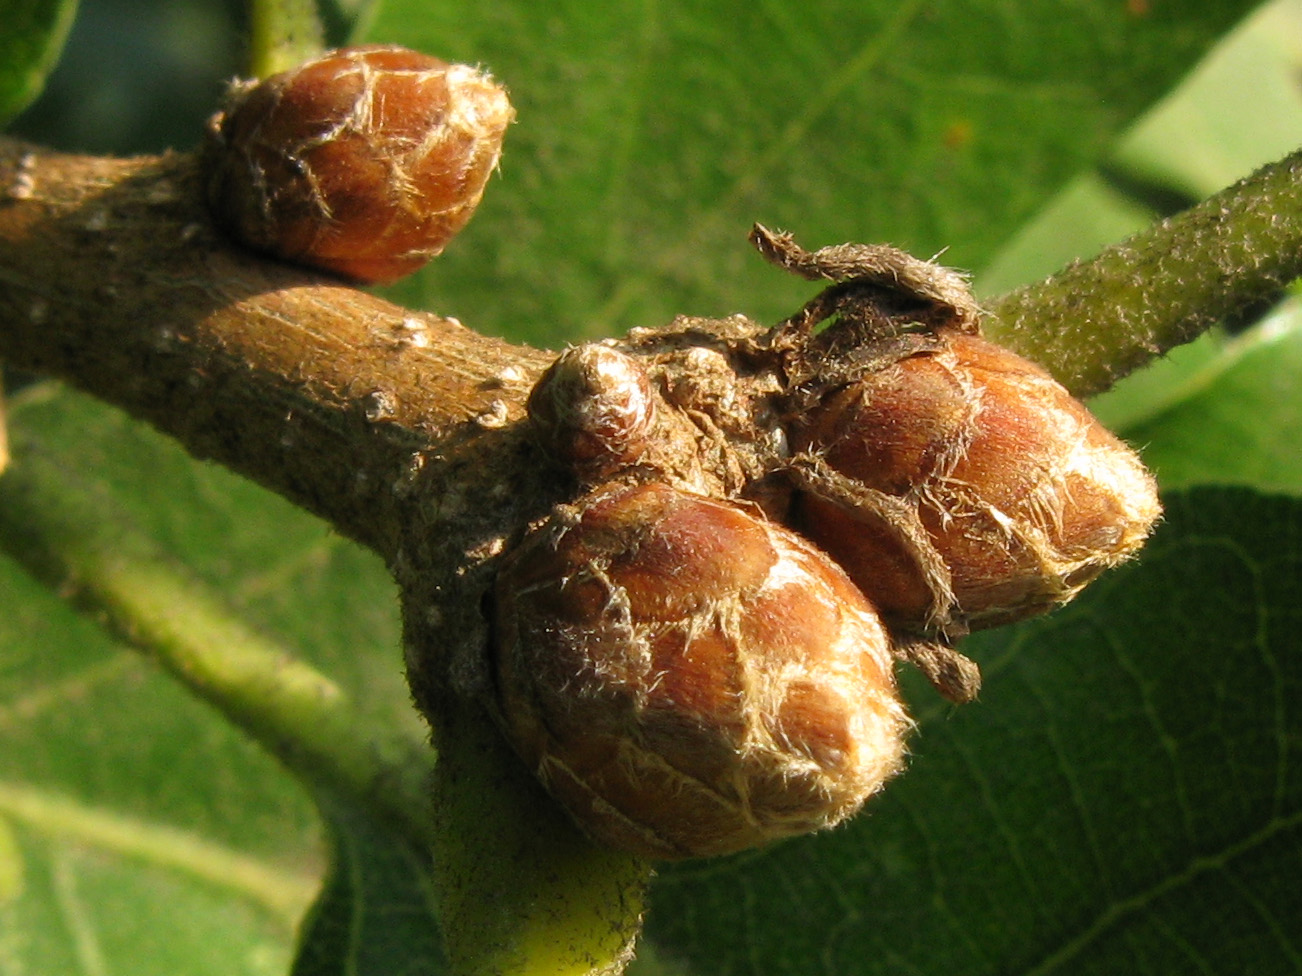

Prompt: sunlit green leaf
xmin=0 ymin=383 xmax=416 ymax=976
xmin=368 ymin=0 xmax=1259 ymax=346
xmin=1118 ymin=297 xmax=1302 ymax=495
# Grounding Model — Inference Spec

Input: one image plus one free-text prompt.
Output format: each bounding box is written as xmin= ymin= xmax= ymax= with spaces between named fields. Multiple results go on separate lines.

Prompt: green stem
xmin=0 ymin=372 xmax=8 ymax=475
xmin=987 ymin=148 xmax=1302 ymax=398
xmin=421 ymin=690 xmax=650 ymax=976
xmin=246 ymin=0 xmax=326 ymax=78
xmin=0 ymin=429 xmax=436 ymax=852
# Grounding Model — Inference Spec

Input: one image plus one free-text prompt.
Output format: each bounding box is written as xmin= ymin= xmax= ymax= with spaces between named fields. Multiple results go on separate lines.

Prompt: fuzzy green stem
xmin=987 ymin=148 xmax=1302 ymax=398
xmin=422 ymin=691 xmax=649 ymax=976
xmin=0 ymin=430 xmax=436 ymax=851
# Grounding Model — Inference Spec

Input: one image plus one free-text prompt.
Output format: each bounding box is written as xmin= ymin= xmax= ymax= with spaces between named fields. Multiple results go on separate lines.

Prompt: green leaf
xmin=0 ymin=383 xmax=421 ymax=975
xmin=642 ymin=487 xmax=1302 ymax=975
xmin=0 ymin=779 xmax=314 ymax=976
xmin=0 ymin=0 xmax=78 ymax=127
xmin=365 ymin=0 xmax=1259 ymax=347
xmin=1110 ymin=0 xmax=1302 ymax=203
xmin=979 ymin=0 xmax=1302 ymax=302
xmin=1 ymin=384 xmax=416 ymax=743
xmin=1114 ymin=295 xmax=1302 ymax=495
xmin=291 ymin=796 xmax=445 ymax=976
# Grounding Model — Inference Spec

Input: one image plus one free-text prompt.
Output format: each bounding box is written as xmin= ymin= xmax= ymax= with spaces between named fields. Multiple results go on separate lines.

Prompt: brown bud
xmin=527 ymin=344 xmax=656 ymax=479
xmin=205 ymin=45 xmax=513 ymax=283
xmin=492 ymin=483 xmax=910 ymax=859
xmin=792 ymin=329 xmax=1161 ymax=632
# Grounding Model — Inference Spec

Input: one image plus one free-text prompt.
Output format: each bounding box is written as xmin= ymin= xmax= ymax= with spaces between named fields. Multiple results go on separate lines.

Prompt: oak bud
xmin=793 ymin=329 xmax=1161 ymax=632
xmin=492 ymin=483 xmax=910 ymax=859
xmin=527 ymin=344 xmax=656 ymax=479
xmin=205 ymin=45 xmax=513 ymax=283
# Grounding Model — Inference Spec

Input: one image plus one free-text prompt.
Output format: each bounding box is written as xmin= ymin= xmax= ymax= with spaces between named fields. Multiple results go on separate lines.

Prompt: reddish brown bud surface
xmin=793 ymin=329 xmax=1161 ymax=632
xmin=493 ymin=483 xmax=909 ymax=859
xmin=205 ymin=45 xmax=513 ymax=283
xmin=527 ymin=344 xmax=656 ymax=479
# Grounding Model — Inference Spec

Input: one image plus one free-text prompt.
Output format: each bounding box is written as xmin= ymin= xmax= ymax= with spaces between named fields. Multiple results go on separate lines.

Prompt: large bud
xmin=493 ymin=483 xmax=910 ymax=859
xmin=792 ymin=329 xmax=1161 ymax=633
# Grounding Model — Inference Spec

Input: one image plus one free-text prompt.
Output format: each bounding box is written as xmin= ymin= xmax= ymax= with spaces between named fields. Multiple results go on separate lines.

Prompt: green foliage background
xmin=1 ymin=0 xmax=1301 ymax=974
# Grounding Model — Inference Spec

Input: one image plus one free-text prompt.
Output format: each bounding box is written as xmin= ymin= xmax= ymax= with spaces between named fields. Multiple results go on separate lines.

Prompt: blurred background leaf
xmin=3 ymin=0 xmax=1302 ymax=974
xmin=0 ymin=0 xmax=78 ymax=127
xmin=0 ymin=384 xmax=416 ymax=976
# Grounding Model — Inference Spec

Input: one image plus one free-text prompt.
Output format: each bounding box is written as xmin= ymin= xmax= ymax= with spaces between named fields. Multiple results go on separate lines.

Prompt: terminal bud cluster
xmin=486 ymin=227 xmax=1161 ymax=858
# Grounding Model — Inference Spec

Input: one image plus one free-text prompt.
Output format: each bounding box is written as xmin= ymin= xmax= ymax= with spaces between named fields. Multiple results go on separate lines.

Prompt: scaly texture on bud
xmin=493 ymin=483 xmax=909 ymax=859
xmin=793 ymin=329 xmax=1161 ymax=632
xmin=205 ymin=45 xmax=513 ymax=283
xmin=527 ymin=344 xmax=656 ymax=479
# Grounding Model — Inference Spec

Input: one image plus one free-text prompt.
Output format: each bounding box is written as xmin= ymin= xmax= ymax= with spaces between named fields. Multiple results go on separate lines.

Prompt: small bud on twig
xmin=526 ymin=343 xmax=657 ymax=481
xmin=205 ymin=45 xmax=513 ymax=283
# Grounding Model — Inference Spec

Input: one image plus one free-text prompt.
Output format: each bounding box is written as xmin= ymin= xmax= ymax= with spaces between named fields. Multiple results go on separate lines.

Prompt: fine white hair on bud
xmin=492 ymin=482 xmax=910 ymax=860
xmin=792 ymin=328 xmax=1162 ymax=635
xmin=204 ymin=45 xmax=513 ymax=284
xmin=526 ymin=344 xmax=657 ymax=479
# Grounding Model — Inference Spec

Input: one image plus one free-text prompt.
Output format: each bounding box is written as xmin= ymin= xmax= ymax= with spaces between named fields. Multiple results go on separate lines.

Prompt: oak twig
xmin=0 ymin=138 xmax=554 ymax=565
xmin=0 ymin=135 xmax=648 ymax=976
xmin=988 ymin=148 xmax=1302 ymax=397
xmin=3 ymin=133 xmax=1299 ymax=976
